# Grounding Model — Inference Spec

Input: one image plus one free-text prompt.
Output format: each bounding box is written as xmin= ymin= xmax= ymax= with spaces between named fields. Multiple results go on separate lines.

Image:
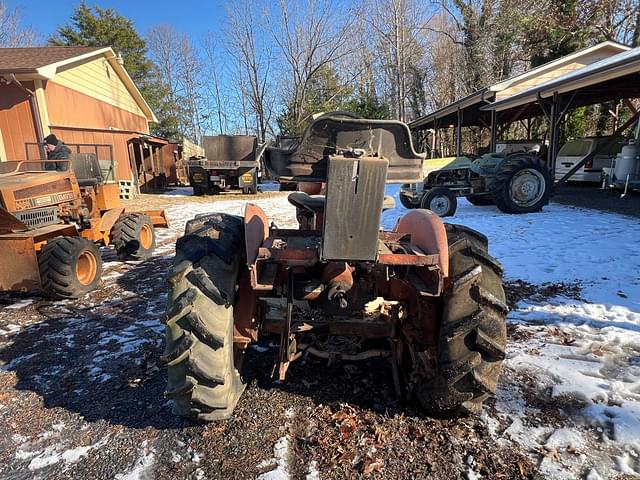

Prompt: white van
xmin=555 ymin=137 xmax=622 ymax=182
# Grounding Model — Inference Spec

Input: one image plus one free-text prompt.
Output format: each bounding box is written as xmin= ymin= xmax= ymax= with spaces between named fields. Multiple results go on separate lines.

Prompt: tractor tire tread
xmin=415 ymin=227 xmax=507 ymax=416
xmin=164 ymin=212 xmax=246 ymax=422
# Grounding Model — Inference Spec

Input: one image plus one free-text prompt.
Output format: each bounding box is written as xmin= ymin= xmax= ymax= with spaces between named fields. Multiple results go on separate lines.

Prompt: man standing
xmin=43 ymin=134 xmax=71 ymax=171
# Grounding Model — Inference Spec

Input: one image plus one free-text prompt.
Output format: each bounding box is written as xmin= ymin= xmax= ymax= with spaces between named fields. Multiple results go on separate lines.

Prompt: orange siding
xmin=44 ymin=80 xmax=151 ymax=180
xmin=0 ymin=82 xmax=37 ymax=161
xmin=45 ymin=81 xmax=149 ymax=133
xmin=49 ymin=127 xmax=136 ymax=180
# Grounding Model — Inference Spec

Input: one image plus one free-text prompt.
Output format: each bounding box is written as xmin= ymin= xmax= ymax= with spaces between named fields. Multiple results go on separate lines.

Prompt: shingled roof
xmin=0 ymin=46 xmax=106 ymax=72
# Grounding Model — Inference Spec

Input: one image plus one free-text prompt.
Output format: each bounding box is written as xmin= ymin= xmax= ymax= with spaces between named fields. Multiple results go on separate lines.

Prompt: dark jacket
xmin=45 ymin=141 xmax=71 ymax=171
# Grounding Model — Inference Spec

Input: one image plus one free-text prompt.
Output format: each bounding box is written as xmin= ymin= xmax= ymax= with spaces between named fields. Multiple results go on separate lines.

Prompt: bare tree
xmin=177 ymin=35 xmax=206 ymax=142
xmin=269 ymin=0 xmax=355 ymax=132
xmin=147 ymin=24 xmax=206 ymax=141
xmin=0 ymin=2 xmax=39 ymax=47
xmin=225 ymin=0 xmax=275 ymax=141
xmin=202 ymin=33 xmax=228 ymax=135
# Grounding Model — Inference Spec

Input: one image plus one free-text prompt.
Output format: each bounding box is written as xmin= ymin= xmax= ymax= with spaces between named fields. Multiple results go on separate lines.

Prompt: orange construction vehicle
xmin=0 ymin=154 xmax=167 ymax=298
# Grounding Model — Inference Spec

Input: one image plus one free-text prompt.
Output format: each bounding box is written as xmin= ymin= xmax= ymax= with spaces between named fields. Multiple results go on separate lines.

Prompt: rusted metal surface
xmin=394 ymin=209 xmax=449 ymax=277
xmin=257 ymin=247 xmax=318 ymax=266
xmin=96 ymin=183 xmax=121 ymax=211
xmin=233 ymin=272 xmax=260 ymax=343
xmin=0 ymin=207 xmax=28 ymax=234
xmin=143 ymin=209 xmax=169 ymax=228
xmin=378 ymin=252 xmax=440 ymax=266
xmin=99 ymin=207 xmax=125 ymax=234
xmin=244 ymin=203 xmax=270 ymax=289
xmin=0 ymin=237 xmax=40 ymax=292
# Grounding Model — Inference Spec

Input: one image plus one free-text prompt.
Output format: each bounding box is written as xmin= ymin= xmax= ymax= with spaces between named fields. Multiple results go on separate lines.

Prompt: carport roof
xmin=481 ymin=45 xmax=640 ymax=112
xmin=409 ymin=40 xmax=630 ymax=130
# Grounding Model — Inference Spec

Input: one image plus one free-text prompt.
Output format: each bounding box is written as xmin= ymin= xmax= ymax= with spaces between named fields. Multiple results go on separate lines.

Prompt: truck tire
xmin=111 ymin=213 xmax=156 ymax=260
xmin=420 ymin=187 xmax=457 ymax=217
xmin=399 ymin=190 xmax=418 ymax=209
xmin=465 ymin=194 xmax=494 ymax=206
xmin=163 ymin=213 xmax=246 ymax=421
xmin=415 ymin=224 xmax=507 ymax=415
xmin=38 ymin=236 xmax=102 ymax=299
xmin=193 ymin=185 xmax=204 ymax=196
xmin=493 ymin=156 xmax=552 ymax=214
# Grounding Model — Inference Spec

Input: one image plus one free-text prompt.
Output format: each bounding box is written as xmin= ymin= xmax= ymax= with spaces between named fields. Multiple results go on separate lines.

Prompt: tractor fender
xmin=99 ymin=207 xmax=125 ymax=236
xmin=394 ymin=209 xmax=449 ymax=277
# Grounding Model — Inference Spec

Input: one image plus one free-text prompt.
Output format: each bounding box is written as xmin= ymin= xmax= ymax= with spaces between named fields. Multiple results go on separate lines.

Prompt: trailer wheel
xmin=111 ymin=213 xmax=156 ymax=260
xmin=420 ymin=187 xmax=457 ymax=217
xmin=414 ymin=224 xmax=507 ymax=415
xmin=163 ymin=213 xmax=246 ymax=421
xmin=38 ymin=236 xmax=103 ymax=299
xmin=493 ymin=155 xmax=552 ymax=214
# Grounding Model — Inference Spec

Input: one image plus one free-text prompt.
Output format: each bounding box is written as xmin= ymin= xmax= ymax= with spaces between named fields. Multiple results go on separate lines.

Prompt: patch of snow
xmin=115 ymin=441 xmax=156 ymax=480
xmin=28 ymin=446 xmax=61 ymax=470
xmin=306 ymin=460 xmax=320 ymax=480
xmin=4 ymin=299 xmax=34 ymax=310
xmin=257 ymin=435 xmax=290 ymax=480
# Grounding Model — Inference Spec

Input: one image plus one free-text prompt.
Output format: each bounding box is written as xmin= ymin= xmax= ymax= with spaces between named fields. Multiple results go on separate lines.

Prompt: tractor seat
xmin=77 ymin=178 xmax=100 ymax=187
xmin=287 ymin=191 xmax=396 ymax=212
xmin=288 ymin=191 xmax=325 ymax=212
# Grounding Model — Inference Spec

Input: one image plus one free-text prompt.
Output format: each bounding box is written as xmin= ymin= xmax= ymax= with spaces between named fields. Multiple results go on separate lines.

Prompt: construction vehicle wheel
xmin=38 ymin=236 xmax=103 ymax=299
xmin=465 ymin=194 xmax=494 ymax=206
xmin=493 ymin=155 xmax=552 ymax=214
xmin=193 ymin=186 xmax=204 ymax=196
xmin=399 ymin=190 xmax=418 ymax=209
xmin=163 ymin=213 xmax=246 ymax=421
xmin=111 ymin=213 xmax=156 ymax=260
xmin=420 ymin=187 xmax=457 ymax=217
xmin=415 ymin=223 xmax=507 ymax=415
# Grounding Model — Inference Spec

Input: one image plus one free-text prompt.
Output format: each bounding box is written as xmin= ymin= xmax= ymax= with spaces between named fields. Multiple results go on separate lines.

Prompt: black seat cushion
xmin=287 ymin=192 xmax=326 ymax=211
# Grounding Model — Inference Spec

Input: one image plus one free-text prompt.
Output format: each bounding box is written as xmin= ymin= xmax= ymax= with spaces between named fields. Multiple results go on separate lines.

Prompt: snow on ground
xmin=152 ymin=186 xmax=640 ymax=478
xmin=2 ymin=185 xmax=639 ymax=478
xmin=394 ymin=186 xmax=640 ymax=478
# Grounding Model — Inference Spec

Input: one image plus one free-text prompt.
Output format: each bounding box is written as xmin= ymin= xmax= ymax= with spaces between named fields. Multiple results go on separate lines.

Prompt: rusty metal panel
xmin=244 ymin=203 xmax=269 ymax=289
xmin=0 ymin=236 xmax=40 ymax=292
xmin=321 ymin=155 xmax=388 ymax=261
xmin=97 ymin=183 xmax=121 ymax=210
xmin=142 ymin=209 xmax=169 ymax=228
xmin=202 ymin=135 xmax=257 ymax=163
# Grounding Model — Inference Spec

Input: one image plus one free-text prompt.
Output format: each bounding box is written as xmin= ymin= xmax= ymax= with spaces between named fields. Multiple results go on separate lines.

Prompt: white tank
xmin=614 ymin=141 xmax=640 ymax=182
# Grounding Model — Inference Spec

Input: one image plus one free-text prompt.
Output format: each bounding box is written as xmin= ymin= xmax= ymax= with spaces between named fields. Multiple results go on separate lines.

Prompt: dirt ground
xmin=0 ymin=187 xmax=635 ymax=479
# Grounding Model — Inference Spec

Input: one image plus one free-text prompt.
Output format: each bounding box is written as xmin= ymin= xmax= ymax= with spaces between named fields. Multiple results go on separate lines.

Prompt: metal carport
xmin=480 ymin=46 xmax=640 ymax=184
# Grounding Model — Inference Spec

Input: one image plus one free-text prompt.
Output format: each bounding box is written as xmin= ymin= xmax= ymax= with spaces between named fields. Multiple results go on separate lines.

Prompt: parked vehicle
xmin=554 ymin=136 xmax=622 ymax=183
xmin=0 ymin=154 xmax=167 ymax=298
xmin=400 ymin=151 xmax=553 ymax=216
xmin=187 ymin=135 xmax=265 ymax=195
xmin=162 ymin=113 xmax=507 ymax=421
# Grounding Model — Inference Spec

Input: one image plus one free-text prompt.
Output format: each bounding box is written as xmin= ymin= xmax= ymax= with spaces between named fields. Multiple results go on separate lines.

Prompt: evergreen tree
xmin=50 ymin=2 xmax=179 ymax=139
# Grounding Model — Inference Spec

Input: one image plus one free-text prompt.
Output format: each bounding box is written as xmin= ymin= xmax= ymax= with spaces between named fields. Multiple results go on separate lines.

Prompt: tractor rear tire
xmin=38 ymin=236 xmax=102 ymax=299
xmin=163 ymin=213 xmax=246 ymax=421
xmin=111 ymin=213 xmax=156 ymax=260
xmin=465 ymin=194 xmax=494 ymax=206
xmin=415 ymin=224 xmax=507 ymax=415
xmin=493 ymin=155 xmax=552 ymax=214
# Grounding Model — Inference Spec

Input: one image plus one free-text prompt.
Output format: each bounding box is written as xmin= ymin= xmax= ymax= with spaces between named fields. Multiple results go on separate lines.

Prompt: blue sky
xmin=10 ymin=0 xmax=228 ymax=41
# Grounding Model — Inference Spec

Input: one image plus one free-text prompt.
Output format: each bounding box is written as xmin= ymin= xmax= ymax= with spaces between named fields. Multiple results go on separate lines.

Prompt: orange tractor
xmin=163 ymin=114 xmax=507 ymax=420
xmin=0 ymin=155 xmax=167 ymax=298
